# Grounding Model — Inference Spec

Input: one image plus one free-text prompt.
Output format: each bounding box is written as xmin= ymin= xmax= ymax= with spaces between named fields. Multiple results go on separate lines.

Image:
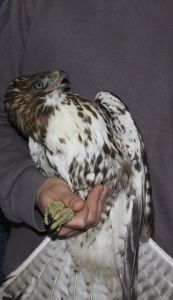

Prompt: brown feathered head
xmin=5 ymin=70 xmax=70 ymax=141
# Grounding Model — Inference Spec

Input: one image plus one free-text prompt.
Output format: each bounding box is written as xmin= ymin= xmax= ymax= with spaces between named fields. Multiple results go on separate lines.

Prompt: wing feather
xmin=95 ymin=91 xmax=151 ymax=299
xmin=0 ymin=236 xmax=120 ymax=299
xmin=138 ymin=239 xmax=173 ymax=300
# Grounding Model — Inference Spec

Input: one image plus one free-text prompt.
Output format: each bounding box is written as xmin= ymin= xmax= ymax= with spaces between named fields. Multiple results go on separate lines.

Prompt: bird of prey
xmin=1 ymin=70 xmax=173 ymax=300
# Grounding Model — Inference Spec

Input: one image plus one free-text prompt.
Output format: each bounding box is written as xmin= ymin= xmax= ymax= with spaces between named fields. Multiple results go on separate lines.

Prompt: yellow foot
xmin=44 ymin=200 xmax=74 ymax=233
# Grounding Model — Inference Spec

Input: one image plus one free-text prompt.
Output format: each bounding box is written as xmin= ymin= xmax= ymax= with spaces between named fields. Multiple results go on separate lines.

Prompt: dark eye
xmin=34 ymin=81 xmax=44 ymax=90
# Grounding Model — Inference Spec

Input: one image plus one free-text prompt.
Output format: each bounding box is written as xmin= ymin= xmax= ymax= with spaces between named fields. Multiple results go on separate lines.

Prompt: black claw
xmin=45 ymin=213 xmax=56 ymax=232
xmin=47 ymin=212 xmax=54 ymax=226
xmin=45 ymin=212 xmax=62 ymax=239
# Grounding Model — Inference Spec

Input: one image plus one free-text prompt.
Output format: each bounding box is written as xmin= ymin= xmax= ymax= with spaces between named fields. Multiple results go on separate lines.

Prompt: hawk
xmin=1 ymin=70 xmax=173 ymax=300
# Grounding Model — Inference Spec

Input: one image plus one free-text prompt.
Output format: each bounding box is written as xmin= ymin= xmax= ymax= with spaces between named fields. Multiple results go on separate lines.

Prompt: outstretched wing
xmin=95 ymin=92 xmax=153 ymax=299
xmin=138 ymin=238 xmax=173 ymax=299
xmin=0 ymin=236 xmax=122 ymax=300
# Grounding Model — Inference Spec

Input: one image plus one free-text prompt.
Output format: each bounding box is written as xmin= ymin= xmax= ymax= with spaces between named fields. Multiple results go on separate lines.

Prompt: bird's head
xmin=6 ymin=69 xmax=70 ymax=96
xmin=5 ymin=70 xmax=70 ymax=140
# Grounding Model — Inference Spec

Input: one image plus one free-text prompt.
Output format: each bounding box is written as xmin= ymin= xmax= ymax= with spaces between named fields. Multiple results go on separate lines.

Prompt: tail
xmin=0 ymin=237 xmax=121 ymax=300
xmin=138 ymin=238 xmax=173 ymax=299
xmin=1 ymin=236 xmax=172 ymax=299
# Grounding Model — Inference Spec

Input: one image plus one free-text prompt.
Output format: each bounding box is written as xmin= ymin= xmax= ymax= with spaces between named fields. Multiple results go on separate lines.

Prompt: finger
xmin=63 ymin=193 xmax=85 ymax=212
xmin=58 ymin=227 xmax=81 ymax=237
xmin=65 ymin=231 xmax=83 ymax=237
xmin=59 ymin=185 xmax=108 ymax=231
xmin=65 ymin=185 xmax=108 ymax=229
xmin=61 ymin=205 xmax=89 ymax=229
xmin=85 ymin=185 xmax=105 ymax=226
xmin=96 ymin=185 xmax=109 ymax=217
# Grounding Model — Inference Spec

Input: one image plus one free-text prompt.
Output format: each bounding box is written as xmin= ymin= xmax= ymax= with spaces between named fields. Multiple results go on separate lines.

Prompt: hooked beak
xmin=60 ymin=74 xmax=71 ymax=92
xmin=46 ymin=70 xmax=71 ymax=93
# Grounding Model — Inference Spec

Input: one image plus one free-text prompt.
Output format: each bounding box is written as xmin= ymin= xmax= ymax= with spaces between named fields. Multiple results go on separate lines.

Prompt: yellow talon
xmin=44 ymin=200 xmax=74 ymax=232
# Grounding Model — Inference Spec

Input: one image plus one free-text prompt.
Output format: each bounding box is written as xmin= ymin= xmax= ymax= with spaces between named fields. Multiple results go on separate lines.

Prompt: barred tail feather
xmin=0 ymin=237 xmax=51 ymax=299
xmin=1 ymin=235 xmax=173 ymax=299
xmin=138 ymin=238 xmax=173 ymax=300
xmin=0 ymin=237 xmax=120 ymax=300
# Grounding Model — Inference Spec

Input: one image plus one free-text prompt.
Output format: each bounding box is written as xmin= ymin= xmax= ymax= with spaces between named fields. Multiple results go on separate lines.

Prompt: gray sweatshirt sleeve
xmin=0 ymin=0 xmax=46 ymax=230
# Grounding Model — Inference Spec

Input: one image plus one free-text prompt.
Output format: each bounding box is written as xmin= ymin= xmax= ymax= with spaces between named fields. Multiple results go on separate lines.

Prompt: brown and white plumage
xmin=1 ymin=70 xmax=173 ymax=300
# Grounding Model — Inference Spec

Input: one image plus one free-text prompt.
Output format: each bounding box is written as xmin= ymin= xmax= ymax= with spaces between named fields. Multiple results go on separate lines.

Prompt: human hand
xmin=35 ymin=177 xmax=108 ymax=237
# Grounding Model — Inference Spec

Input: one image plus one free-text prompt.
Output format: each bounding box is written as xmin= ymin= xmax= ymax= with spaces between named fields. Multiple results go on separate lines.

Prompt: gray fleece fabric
xmin=0 ymin=0 xmax=173 ymax=275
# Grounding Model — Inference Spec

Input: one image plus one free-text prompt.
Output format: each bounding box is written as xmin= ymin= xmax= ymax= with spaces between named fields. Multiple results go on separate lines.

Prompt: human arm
xmin=0 ymin=1 xmax=108 ymax=235
xmin=0 ymin=0 xmax=46 ymax=230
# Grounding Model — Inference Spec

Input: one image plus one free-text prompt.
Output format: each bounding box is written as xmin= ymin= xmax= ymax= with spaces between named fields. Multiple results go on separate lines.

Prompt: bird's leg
xmin=44 ymin=200 xmax=74 ymax=233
